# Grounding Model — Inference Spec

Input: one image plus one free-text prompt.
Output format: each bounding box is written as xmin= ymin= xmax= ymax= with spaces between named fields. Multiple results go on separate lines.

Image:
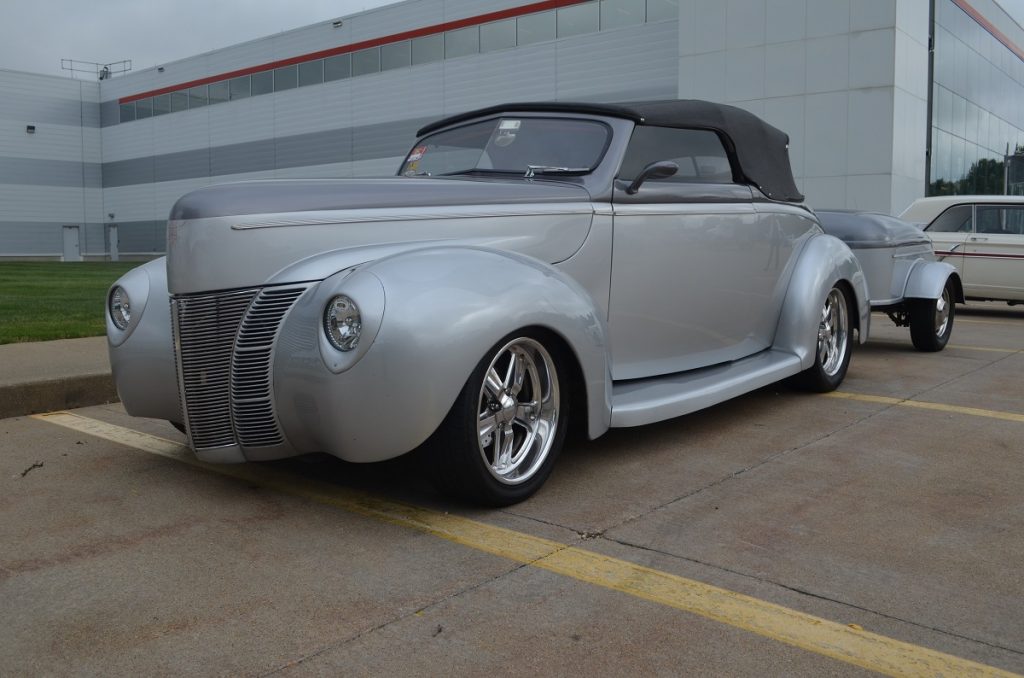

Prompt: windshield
xmin=399 ymin=117 xmax=611 ymax=177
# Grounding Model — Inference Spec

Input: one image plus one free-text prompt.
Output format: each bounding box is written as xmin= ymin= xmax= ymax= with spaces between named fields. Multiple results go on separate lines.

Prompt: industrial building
xmin=1 ymin=0 xmax=1023 ymax=259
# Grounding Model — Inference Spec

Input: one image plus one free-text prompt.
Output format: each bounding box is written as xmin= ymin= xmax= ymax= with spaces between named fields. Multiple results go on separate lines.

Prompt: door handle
xmin=969 ymin=236 xmax=988 ymax=241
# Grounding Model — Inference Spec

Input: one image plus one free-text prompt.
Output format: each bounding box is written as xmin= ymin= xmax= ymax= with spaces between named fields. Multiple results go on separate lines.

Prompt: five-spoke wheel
xmin=428 ymin=331 xmax=567 ymax=506
xmin=796 ymin=284 xmax=852 ymax=392
xmin=476 ymin=338 xmax=560 ymax=485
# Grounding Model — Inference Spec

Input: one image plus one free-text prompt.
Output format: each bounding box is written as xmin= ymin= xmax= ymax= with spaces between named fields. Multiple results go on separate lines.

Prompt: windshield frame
xmin=398 ymin=115 xmax=614 ymax=178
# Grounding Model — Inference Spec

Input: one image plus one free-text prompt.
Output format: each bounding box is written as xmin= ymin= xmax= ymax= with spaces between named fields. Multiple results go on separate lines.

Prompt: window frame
xmin=617 ymin=125 xmax=740 ymax=187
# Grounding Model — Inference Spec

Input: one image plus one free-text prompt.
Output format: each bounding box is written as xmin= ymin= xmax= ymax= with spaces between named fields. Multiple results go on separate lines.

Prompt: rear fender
xmin=903 ymin=261 xmax=964 ymax=303
xmin=773 ymin=234 xmax=870 ymax=370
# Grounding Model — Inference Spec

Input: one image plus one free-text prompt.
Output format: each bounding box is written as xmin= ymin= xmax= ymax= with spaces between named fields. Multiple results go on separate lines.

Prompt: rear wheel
xmin=796 ymin=285 xmax=852 ymax=392
xmin=909 ymin=281 xmax=954 ymax=352
xmin=427 ymin=332 xmax=567 ymax=506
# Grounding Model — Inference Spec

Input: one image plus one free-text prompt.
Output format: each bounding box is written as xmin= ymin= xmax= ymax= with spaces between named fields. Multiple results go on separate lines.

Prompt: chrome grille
xmin=230 ymin=286 xmax=307 ymax=448
xmin=174 ymin=289 xmax=257 ymax=449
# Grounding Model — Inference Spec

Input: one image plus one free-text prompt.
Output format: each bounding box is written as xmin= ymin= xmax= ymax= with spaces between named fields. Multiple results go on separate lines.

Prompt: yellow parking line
xmin=32 ymin=411 xmax=1020 ymax=678
xmin=956 ymin=317 xmax=1022 ymax=327
xmin=947 ymin=344 xmax=1020 ymax=353
xmin=826 ymin=391 xmax=1024 ymax=423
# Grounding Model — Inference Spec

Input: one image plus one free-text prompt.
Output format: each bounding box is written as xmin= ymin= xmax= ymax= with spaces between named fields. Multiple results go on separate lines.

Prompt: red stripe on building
xmin=952 ymin=0 xmax=1024 ymax=64
xmin=120 ymin=0 xmax=590 ymax=104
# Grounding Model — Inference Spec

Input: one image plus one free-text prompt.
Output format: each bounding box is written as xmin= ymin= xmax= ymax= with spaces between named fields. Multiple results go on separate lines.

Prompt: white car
xmin=901 ymin=196 xmax=1024 ymax=305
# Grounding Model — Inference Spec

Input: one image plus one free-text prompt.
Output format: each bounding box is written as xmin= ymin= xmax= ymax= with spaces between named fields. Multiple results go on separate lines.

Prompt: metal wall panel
xmin=0 ymin=222 xmax=63 ymax=255
xmin=0 ymin=123 xmax=95 ymax=161
xmin=555 ymin=21 xmax=678 ymax=101
xmin=0 ymin=158 xmax=102 ymax=188
xmin=441 ymin=43 xmax=558 ymax=113
xmin=0 ymin=71 xmax=103 ymax=255
xmin=0 ymin=185 xmax=101 ymax=221
xmin=116 ymin=220 xmax=167 ymax=254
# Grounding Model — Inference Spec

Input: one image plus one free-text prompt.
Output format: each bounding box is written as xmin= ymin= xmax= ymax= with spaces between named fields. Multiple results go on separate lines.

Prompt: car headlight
xmin=324 ymin=295 xmax=361 ymax=351
xmin=109 ymin=286 xmax=131 ymax=330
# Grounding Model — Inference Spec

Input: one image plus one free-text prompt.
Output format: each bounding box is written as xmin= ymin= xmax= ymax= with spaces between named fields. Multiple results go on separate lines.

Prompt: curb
xmin=0 ymin=375 xmax=119 ymax=419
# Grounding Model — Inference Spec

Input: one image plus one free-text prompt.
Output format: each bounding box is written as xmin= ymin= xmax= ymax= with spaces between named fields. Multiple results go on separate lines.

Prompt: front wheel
xmin=795 ymin=285 xmax=852 ymax=392
xmin=908 ymin=282 xmax=954 ymax=352
xmin=427 ymin=332 xmax=567 ymax=506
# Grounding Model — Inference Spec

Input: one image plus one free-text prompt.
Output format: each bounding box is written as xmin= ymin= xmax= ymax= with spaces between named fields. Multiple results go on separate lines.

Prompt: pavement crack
xmin=18 ymin=461 xmax=44 ymax=477
xmin=258 ymin=542 xmax=579 ymax=676
xmin=603 ymin=535 xmax=1024 ymax=659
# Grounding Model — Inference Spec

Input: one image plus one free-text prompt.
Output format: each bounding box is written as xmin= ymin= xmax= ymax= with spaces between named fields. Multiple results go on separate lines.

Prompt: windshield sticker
xmin=499 ymin=119 xmax=522 ymax=131
xmin=407 ymin=145 xmax=427 ymax=162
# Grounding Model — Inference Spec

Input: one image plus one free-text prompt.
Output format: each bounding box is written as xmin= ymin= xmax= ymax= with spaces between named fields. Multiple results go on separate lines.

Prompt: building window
xmin=352 ymin=47 xmax=381 ymax=76
xmin=114 ymin=0 xmax=688 ymax=126
xmin=557 ymin=2 xmax=600 ymax=38
xmin=445 ymin=26 xmax=480 ymax=58
xmin=229 ymin=76 xmax=250 ymax=100
xmin=324 ymin=54 xmax=351 ymax=81
xmin=601 ymin=0 xmax=645 ymax=29
xmin=274 ymin=65 xmax=298 ymax=90
xmin=151 ymin=94 xmax=171 ymax=116
xmin=517 ymin=11 xmax=556 ymax=45
xmin=298 ymin=59 xmax=324 ymax=86
xmin=412 ymin=34 xmax=444 ymax=65
xmin=208 ymin=81 xmax=230 ymax=104
xmin=251 ymin=70 xmax=274 ymax=95
xmin=480 ymin=19 xmax=516 ymax=53
xmin=381 ymin=41 xmax=412 ymax=71
xmin=646 ymin=0 xmax=679 ymax=21
xmin=188 ymin=85 xmax=208 ymax=108
xmin=170 ymin=91 xmax=189 ymax=112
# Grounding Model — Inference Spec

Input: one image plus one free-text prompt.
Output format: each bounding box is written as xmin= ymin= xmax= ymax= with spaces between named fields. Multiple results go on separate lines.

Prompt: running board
xmin=610 ymin=349 xmax=804 ymax=427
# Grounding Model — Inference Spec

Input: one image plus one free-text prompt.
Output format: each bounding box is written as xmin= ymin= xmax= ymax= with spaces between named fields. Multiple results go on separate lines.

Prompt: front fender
xmin=773 ymin=234 xmax=870 ymax=370
xmin=106 ymin=257 xmax=180 ymax=422
xmin=903 ymin=261 xmax=964 ymax=302
xmin=274 ymin=246 xmax=611 ymax=463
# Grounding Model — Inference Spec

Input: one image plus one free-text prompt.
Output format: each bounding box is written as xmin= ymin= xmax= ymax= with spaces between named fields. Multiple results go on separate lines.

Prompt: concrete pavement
xmin=2 ymin=302 xmax=1023 ymax=676
xmin=0 ymin=336 xmax=117 ymax=419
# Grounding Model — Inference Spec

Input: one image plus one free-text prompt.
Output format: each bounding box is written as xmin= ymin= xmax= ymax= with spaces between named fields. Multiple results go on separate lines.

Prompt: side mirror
xmin=625 ymin=161 xmax=679 ymax=195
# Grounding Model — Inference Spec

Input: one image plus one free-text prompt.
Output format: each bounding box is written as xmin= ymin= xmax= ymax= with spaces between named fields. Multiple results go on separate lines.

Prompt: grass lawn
xmin=0 ymin=262 xmax=142 ymax=344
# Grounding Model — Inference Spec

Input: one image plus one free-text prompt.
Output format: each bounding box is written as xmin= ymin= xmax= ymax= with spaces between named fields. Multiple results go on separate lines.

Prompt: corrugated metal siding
xmin=0 ymin=70 xmax=102 ymax=255
xmin=555 ymin=21 xmax=678 ymax=100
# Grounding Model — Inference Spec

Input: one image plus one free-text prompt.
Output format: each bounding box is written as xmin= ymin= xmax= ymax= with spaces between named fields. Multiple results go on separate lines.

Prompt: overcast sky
xmin=2 ymin=0 xmax=1024 ymax=79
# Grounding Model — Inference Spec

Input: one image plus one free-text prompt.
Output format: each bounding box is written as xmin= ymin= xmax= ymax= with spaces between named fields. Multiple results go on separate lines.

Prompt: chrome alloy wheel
xmin=933 ymin=287 xmax=951 ymax=338
xmin=817 ymin=287 xmax=850 ymax=378
xmin=476 ymin=337 xmax=559 ymax=485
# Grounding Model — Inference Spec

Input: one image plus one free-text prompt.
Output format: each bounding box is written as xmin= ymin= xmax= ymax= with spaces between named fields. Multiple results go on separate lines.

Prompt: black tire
xmin=795 ymin=284 xmax=853 ymax=392
xmin=909 ymin=282 xmax=954 ymax=352
xmin=426 ymin=331 xmax=568 ymax=506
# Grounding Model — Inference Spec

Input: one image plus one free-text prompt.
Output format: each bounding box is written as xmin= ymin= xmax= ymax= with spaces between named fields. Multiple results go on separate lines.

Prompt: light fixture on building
xmin=26 ymin=125 xmax=35 ymax=134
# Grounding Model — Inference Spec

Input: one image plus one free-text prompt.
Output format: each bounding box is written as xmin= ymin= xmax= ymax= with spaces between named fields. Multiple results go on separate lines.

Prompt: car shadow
xmin=956 ymin=301 xmax=1024 ymax=320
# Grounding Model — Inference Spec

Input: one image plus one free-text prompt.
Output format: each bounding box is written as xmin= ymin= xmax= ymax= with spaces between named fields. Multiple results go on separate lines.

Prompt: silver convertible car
xmin=108 ymin=100 xmax=875 ymax=505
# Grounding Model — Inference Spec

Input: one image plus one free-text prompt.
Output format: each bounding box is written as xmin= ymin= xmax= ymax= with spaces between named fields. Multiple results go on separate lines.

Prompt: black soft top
xmin=416 ymin=100 xmax=803 ymax=203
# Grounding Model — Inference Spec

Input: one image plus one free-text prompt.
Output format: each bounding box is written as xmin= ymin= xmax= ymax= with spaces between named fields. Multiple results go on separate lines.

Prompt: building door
xmin=62 ymin=225 xmax=82 ymax=262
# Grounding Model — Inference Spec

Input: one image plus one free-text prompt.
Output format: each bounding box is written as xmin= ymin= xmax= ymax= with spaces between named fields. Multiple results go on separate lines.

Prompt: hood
xmin=170 ymin=176 xmax=590 ymax=220
xmin=166 ymin=177 xmax=595 ymax=295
